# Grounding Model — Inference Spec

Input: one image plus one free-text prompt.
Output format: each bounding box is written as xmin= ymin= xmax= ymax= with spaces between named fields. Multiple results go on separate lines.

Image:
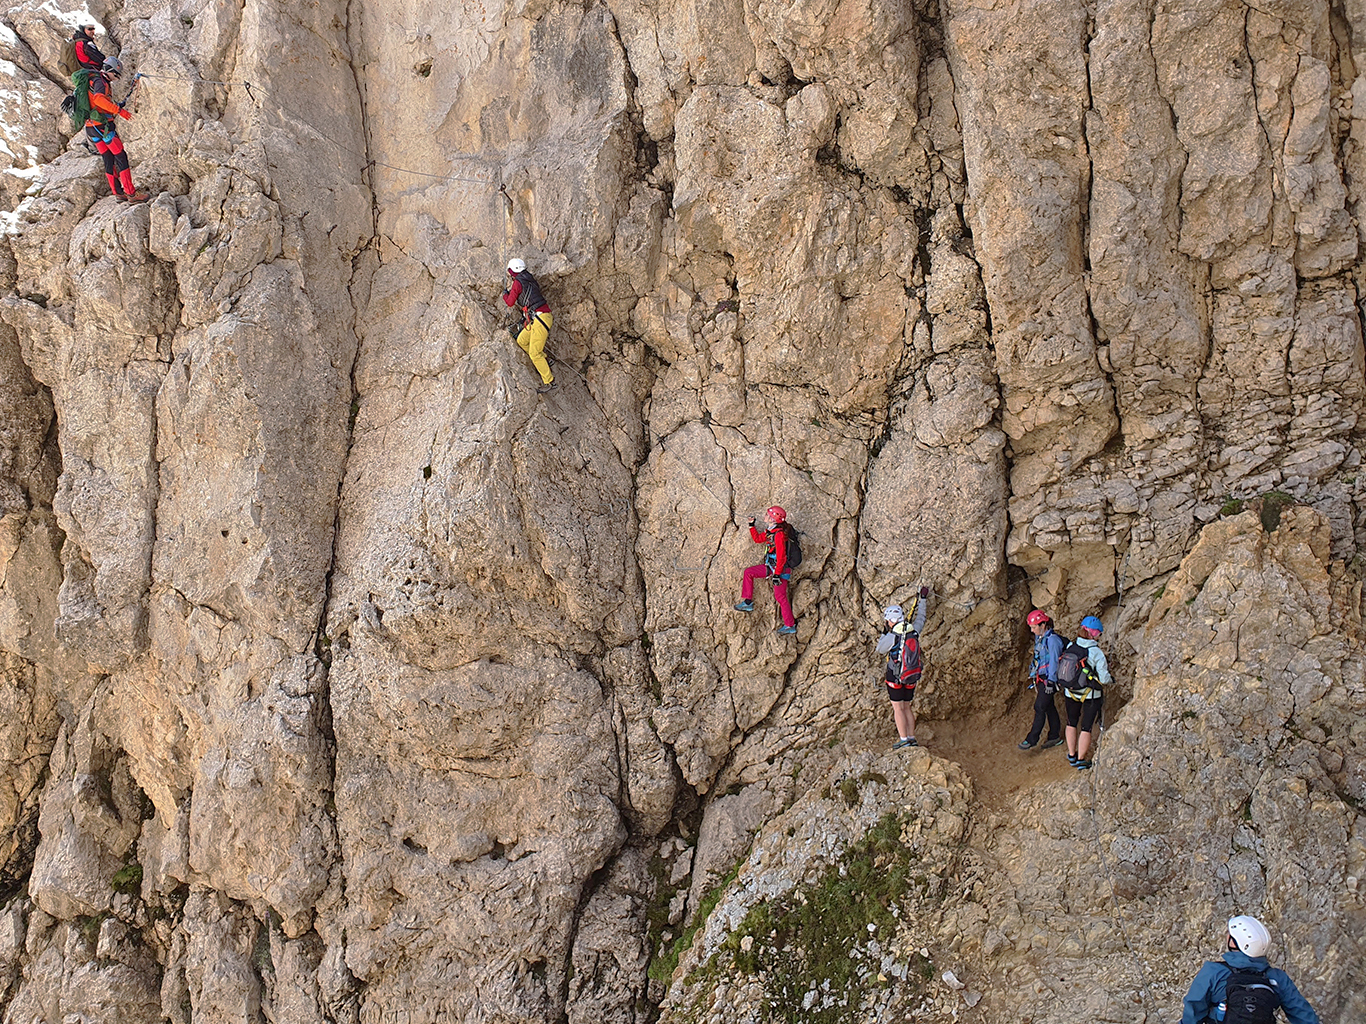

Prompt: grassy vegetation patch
xmin=111 ymin=862 xmax=143 ymax=895
xmin=648 ymin=861 xmax=740 ymax=984
xmin=704 ymin=813 xmax=929 ymax=1023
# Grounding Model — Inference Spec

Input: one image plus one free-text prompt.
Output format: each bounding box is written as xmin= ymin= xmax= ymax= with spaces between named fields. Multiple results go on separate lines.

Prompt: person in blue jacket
xmin=1018 ymin=609 xmax=1064 ymax=750
xmin=1181 ymin=915 xmax=1320 ymax=1024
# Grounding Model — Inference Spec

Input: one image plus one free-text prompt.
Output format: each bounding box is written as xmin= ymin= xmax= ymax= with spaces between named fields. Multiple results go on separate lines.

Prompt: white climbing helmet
xmin=507 ymin=257 xmax=526 ymax=273
xmin=884 ymin=605 xmax=904 ymax=624
xmin=1227 ymin=916 xmax=1271 ymax=957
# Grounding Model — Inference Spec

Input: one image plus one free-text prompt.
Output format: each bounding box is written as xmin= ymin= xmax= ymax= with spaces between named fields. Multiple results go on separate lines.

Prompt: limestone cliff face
xmin=0 ymin=0 xmax=1363 ymax=1022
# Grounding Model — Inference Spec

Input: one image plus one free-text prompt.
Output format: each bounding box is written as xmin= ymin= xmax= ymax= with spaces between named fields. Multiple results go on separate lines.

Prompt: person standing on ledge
xmin=876 ymin=588 xmax=931 ymax=750
xmin=77 ymin=57 xmax=148 ymax=203
xmin=1019 ymin=609 xmax=1064 ymax=751
xmin=502 ymin=258 xmax=556 ymax=394
xmin=1062 ymin=615 xmax=1110 ymax=770
xmin=1181 ymin=915 xmax=1319 ymax=1024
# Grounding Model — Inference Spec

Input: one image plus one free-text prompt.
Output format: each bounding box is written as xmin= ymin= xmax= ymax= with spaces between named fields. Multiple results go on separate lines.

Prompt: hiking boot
xmin=892 ymin=738 xmax=912 ymax=750
xmin=113 ymin=192 xmax=128 ymax=203
xmin=1075 ymin=759 xmax=1093 ymax=771
xmin=733 ymin=600 xmax=754 ymax=612
xmin=1041 ymin=737 xmax=1064 ymax=750
xmin=1066 ymin=753 xmax=1079 ymax=766
xmin=776 ymin=624 xmax=797 ymax=635
xmin=122 ymin=190 xmax=150 ymax=204
xmin=1017 ymin=739 xmax=1037 ymax=750
xmin=537 ymin=380 xmax=557 ymax=394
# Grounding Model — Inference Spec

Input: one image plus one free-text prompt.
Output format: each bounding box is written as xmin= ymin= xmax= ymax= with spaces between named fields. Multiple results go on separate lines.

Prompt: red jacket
xmin=750 ymin=524 xmax=788 ymax=576
xmin=73 ymin=35 xmax=107 ymax=70
xmin=85 ymin=73 xmax=130 ymax=125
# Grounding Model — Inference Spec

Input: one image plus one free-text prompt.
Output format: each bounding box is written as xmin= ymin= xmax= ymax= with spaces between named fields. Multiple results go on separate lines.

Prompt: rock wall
xmin=0 ymin=0 xmax=1363 ymax=1022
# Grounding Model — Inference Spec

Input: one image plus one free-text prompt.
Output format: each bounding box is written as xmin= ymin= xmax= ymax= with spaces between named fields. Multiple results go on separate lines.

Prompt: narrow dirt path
xmin=917 ymin=689 xmax=1078 ymax=808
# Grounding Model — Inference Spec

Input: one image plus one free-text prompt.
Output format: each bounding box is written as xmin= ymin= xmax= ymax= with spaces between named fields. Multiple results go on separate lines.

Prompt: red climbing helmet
xmin=766 ymin=506 xmax=786 ymax=523
xmin=1026 ymin=609 xmax=1050 ymax=626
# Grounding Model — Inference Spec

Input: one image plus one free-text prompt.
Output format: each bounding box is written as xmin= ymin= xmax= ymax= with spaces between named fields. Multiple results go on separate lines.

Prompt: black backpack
xmin=1221 ymin=962 xmax=1279 ymax=1024
xmin=776 ymin=522 xmax=802 ymax=569
xmin=1057 ymin=640 xmax=1085 ymax=686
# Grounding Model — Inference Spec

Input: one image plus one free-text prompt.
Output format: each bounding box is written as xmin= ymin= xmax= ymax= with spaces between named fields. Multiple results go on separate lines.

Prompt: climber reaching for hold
xmin=876 ymin=588 xmax=931 ymax=750
xmin=502 ymin=258 xmax=556 ymax=394
xmin=734 ymin=506 xmax=798 ymax=635
xmin=75 ymin=56 xmax=148 ymax=203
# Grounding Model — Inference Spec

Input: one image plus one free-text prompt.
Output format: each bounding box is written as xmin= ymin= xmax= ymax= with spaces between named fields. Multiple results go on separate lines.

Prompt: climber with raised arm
xmin=1181 ymin=915 xmax=1319 ymax=1024
xmin=502 ymin=258 xmax=556 ymax=394
xmin=733 ymin=506 xmax=798 ymax=635
xmin=876 ymin=588 xmax=931 ymax=749
xmin=74 ymin=56 xmax=148 ymax=203
xmin=1018 ymin=609 xmax=1064 ymax=751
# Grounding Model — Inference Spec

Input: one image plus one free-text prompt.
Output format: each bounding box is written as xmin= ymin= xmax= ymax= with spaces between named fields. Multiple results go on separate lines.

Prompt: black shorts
xmin=885 ymin=669 xmax=916 ymax=702
xmin=1064 ymin=692 xmax=1102 ymax=731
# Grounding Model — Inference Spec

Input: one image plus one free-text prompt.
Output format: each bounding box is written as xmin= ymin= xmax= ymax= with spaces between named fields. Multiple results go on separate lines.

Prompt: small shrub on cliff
xmin=1258 ymin=491 xmax=1296 ymax=532
xmin=111 ymin=862 xmax=142 ymax=895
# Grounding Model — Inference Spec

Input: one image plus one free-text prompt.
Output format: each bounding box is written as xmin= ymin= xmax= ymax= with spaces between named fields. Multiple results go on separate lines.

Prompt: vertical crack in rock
xmin=307 ymin=0 xmax=384 ymax=961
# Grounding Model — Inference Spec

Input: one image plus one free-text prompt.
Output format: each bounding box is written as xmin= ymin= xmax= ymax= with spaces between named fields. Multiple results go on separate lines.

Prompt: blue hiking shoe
xmin=733 ymin=600 xmax=754 ymax=612
xmin=776 ymin=624 xmax=797 ymax=635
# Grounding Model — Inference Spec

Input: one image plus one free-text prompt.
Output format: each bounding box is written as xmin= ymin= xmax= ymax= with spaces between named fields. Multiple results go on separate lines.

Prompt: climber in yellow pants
xmin=502 ymin=257 xmax=556 ymax=394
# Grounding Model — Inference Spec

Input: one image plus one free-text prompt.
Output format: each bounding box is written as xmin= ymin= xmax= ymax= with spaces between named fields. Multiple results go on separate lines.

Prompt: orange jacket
xmin=86 ymin=75 xmax=130 ymax=125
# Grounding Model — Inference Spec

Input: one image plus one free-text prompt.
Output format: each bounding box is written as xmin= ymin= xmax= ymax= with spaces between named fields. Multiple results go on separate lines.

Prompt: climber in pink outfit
xmin=734 ymin=506 xmax=798 ymax=635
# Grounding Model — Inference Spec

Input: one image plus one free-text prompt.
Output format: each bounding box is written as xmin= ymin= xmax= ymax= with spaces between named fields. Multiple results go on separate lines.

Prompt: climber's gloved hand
xmin=919 ymin=585 xmax=930 ymax=599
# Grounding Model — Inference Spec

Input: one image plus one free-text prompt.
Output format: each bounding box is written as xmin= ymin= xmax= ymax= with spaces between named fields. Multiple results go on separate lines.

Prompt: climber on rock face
xmin=733 ymin=505 xmax=797 ymax=635
xmin=875 ymin=589 xmax=931 ymax=750
xmin=1181 ymin=915 xmax=1320 ymax=1024
xmin=79 ymin=56 xmax=148 ymax=203
xmin=1062 ymin=615 xmax=1109 ymax=770
xmin=1018 ymin=609 xmax=1064 ymax=751
xmin=502 ymin=258 xmax=556 ymax=394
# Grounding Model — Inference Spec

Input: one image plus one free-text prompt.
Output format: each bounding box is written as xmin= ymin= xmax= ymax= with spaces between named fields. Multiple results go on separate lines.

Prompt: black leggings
xmin=1025 ymin=683 xmax=1061 ymax=744
xmin=1065 ymin=693 xmax=1103 ymax=732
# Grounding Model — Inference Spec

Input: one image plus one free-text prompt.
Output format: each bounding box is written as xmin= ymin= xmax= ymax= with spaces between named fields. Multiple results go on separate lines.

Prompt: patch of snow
xmin=39 ymin=1 xmax=104 ymax=33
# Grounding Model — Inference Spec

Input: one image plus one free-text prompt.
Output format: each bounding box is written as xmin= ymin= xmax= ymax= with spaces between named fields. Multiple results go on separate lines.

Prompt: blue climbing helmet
xmin=1081 ymin=615 xmax=1103 ymax=633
